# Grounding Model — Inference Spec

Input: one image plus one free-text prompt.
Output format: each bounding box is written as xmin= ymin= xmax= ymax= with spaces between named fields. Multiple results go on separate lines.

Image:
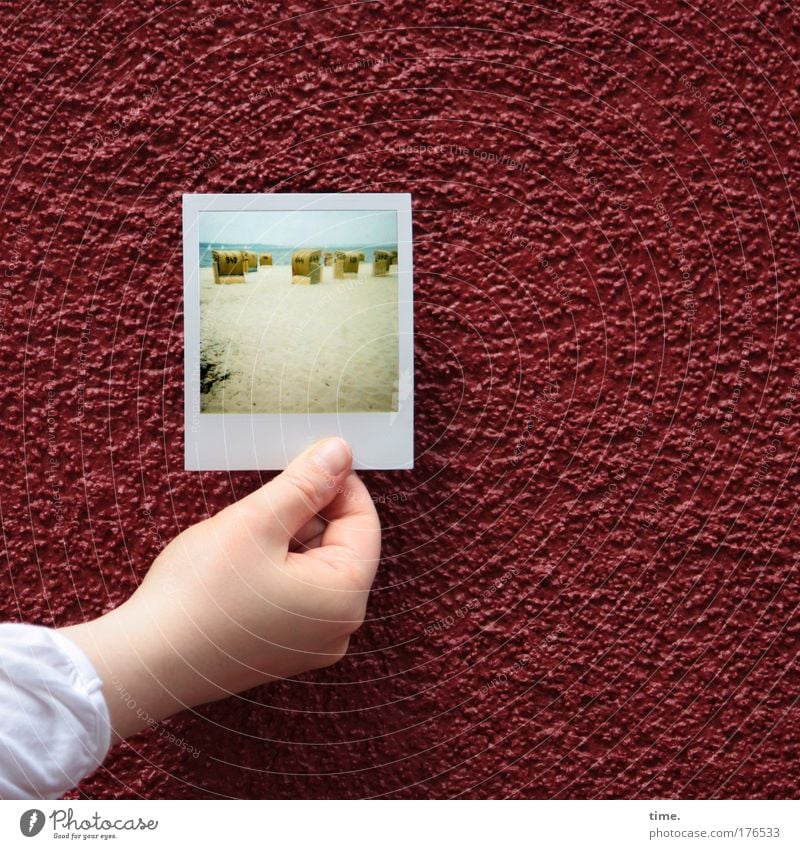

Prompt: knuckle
xmin=343 ymin=621 xmax=362 ymax=638
xmin=323 ymin=651 xmax=345 ymax=668
xmin=348 ymin=617 xmax=366 ymax=636
xmin=283 ymin=469 xmax=323 ymax=505
xmin=331 ymin=553 xmax=373 ymax=592
xmin=317 ymin=639 xmax=349 ymax=668
xmin=341 ymin=596 xmax=367 ymax=635
xmin=228 ymin=496 xmax=264 ymax=529
xmin=321 ymin=588 xmax=365 ymax=636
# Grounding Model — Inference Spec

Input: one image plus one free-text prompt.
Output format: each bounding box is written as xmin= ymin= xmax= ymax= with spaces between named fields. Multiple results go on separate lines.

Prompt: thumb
xmin=250 ymin=437 xmax=353 ymax=538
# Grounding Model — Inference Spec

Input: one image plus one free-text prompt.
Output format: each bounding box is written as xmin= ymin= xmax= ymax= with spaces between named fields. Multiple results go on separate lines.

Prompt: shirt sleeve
xmin=0 ymin=622 xmax=112 ymax=800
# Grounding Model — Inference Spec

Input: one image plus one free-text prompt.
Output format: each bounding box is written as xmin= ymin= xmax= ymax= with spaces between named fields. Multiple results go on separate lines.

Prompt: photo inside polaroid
xmin=199 ymin=209 xmax=400 ymax=415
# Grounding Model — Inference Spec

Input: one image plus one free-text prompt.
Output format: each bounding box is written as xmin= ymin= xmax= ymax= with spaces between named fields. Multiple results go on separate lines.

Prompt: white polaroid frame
xmin=183 ymin=192 xmax=414 ymax=471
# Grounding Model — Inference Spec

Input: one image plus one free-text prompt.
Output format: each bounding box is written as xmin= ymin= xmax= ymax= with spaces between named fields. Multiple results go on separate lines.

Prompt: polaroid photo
xmin=183 ymin=193 xmax=413 ymax=470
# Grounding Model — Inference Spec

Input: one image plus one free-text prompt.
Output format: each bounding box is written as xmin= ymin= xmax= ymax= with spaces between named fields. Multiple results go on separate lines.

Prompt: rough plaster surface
xmin=1 ymin=0 xmax=798 ymax=799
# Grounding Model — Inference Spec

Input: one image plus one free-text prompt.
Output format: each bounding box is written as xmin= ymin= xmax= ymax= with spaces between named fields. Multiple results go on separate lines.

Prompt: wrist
xmin=59 ymin=599 xmax=188 ymax=742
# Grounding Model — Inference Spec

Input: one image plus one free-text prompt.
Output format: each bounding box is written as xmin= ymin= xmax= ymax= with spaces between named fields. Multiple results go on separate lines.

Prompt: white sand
xmin=200 ymin=263 xmax=399 ymax=414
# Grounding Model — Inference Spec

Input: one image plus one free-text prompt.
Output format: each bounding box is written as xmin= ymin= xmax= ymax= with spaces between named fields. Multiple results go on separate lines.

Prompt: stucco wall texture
xmin=1 ymin=0 xmax=798 ymax=800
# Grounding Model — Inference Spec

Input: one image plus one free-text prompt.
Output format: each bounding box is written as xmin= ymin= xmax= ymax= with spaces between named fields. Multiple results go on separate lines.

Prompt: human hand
xmin=61 ymin=438 xmax=381 ymax=740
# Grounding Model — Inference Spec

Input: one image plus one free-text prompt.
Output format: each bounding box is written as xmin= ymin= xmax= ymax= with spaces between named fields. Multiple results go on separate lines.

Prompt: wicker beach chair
xmin=333 ymin=250 xmax=360 ymax=273
xmin=373 ymin=250 xmax=391 ymax=276
xmin=292 ymin=248 xmax=322 ymax=284
xmin=212 ymin=250 xmax=247 ymax=284
xmin=259 ymin=253 xmax=273 ymax=266
xmin=244 ymin=251 xmax=258 ymax=272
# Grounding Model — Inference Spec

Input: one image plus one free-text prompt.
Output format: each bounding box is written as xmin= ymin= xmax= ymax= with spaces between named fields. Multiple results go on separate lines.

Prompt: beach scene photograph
xmin=199 ymin=209 xmax=400 ymax=414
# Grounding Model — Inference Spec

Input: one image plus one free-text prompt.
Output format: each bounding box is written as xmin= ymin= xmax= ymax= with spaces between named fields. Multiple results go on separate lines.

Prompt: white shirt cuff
xmin=0 ymin=623 xmax=112 ymax=799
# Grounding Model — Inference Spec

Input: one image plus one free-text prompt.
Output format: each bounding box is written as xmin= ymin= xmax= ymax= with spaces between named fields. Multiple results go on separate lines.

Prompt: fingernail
xmin=311 ymin=438 xmax=351 ymax=477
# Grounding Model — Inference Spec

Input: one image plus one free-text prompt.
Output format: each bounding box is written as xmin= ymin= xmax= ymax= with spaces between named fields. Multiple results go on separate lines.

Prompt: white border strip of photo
xmin=183 ymin=192 xmax=414 ymax=471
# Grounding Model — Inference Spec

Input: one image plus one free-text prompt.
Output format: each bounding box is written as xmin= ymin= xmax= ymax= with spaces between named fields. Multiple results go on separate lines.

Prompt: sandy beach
xmin=200 ymin=262 xmax=399 ymax=414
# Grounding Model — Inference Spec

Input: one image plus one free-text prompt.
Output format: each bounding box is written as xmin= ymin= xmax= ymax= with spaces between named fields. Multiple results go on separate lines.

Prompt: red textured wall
xmin=1 ymin=0 xmax=798 ymax=799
